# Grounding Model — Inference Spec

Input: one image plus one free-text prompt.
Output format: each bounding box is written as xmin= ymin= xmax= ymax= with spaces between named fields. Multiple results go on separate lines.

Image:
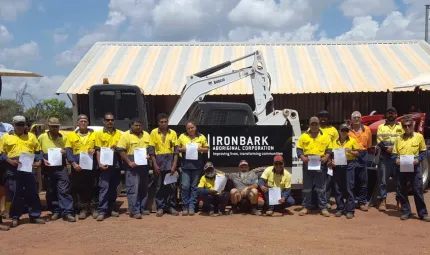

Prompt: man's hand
xmin=128 ymin=162 xmax=137 ymax=169
xmin=99 ymin=164 xmax=108 ymax=170
xmin=386 ymin=146 xmax=393 ymax=153
xmin=60 ymin=149 xmax=66 ymax=155
xmin=300 ymin=155 xmax=309 ymax=163
xmin=345 ymin=148 xmax=352 ymax=153
xmin=413 ymin=159 xmax=419 ymax=165
xmin=321 ymin=156 xmax=329 ymax=164
xmin=111 ymin=145 xmax=117 ymax=151
xmin=215 ymin=169 xmax=224 ymax=174
xmin=328 ymin=160 xmax=336 ymax=168
xmin=179 ymin=147 xmax=186 ymax=153
xmin=153 ymin=164 xmax=160 ymax=175
xmin=170 ymin=165 xmax=176 ymax=175
xmin=209 ymin=190 xmax=218 ymax=195
xmin=72 ymin=162 xmax=82 ymax=172
xmin=396 ymin=159 xmax=400 ymax=165
xmin=88 ymin=149 xmax=95 ymax=155
xmin=279 ymin=197 xmax=286 ymax=204
xmin=241 ymin=188 xmax=248 ymax=197
xmin=32 ymin=161 xmax=41 ymax=168
xmin=260 ymin=185 xmax=268 ymax=193
xmin=43 ymin=158 xmax=51 ymax=166
xmin=7 ymin=159 xmax=19 ymax=167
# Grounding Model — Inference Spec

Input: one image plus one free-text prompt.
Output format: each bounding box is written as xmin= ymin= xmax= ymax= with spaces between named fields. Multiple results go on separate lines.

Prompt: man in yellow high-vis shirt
xmin=0 ymin=115 xmax=45 ymax=228
xmin=392 ymin=115 xmax=429 ymax=222
xmin=117 ymin=119 xmax=151 ymax=219
xmin=95 ymin=113 xmax=122 ymax=221
xmin=65 ymin=114 xmax=98 ymax=220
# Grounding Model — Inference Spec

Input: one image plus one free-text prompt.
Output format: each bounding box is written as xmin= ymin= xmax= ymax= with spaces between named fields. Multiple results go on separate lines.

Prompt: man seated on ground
xmin=197 ymin=162 xmax=230 ymax=216
xmin=219 ymin=160 xmax=261 ymax=215
xmin=258 ymin=155 xmax=295 ymax=216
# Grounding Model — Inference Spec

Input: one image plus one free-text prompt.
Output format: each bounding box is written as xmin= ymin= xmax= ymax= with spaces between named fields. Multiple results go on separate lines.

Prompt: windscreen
xmin=93 ymin=90 xmax=139 ymax=121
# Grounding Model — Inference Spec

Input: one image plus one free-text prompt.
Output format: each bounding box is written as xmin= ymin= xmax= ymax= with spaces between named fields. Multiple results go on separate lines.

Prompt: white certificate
xmin=79 ymin=152 xmax=93 ymax=170
xmin=400 ymin=155 xmax=414 ymax=172
xmin=48 ymin=148 xmax=62 ymax=166
xmin=327 ymin=167 xmax=333 ymax=176
xmin=100 ymin=147 xmax=114 ymax=166
xmin=269 ymin=187 xmax=282 ymax=205
xmin=214 ymin=175 xmax=228 ymax=192
xmin=134 ymin=148 xmax=147 ymax=166
xmin=17 ymin=152 xmax=35 ymax=173
xmin=164 ymin=171 xmax=179 ymax=185
xmin=334 ymin=148 xmax=347 ymax=166
xmin=308 ymin=155 xmax=321 ymax=171
xmin=185 ymin=143 xmax=199 ymax=160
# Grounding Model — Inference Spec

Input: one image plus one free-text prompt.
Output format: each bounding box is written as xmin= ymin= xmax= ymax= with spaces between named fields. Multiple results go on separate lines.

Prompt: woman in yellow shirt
xmin=177 ymin=121 xmax=208 ymax=216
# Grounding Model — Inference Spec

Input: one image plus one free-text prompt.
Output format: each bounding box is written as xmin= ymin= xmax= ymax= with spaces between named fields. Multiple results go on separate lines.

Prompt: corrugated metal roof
xmin=56 ymin=40 xmax=430 ymax=95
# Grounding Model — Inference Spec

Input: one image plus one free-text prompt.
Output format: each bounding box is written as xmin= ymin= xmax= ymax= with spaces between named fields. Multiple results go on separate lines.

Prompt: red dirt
xmin=0 ymin=191 xmax=429 ymax=255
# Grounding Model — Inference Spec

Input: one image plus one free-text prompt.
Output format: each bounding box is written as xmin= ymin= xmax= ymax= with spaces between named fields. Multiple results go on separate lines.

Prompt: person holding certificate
xmin=392 ymin=115 xmax=429 ymax=222
xmin=117 ymin=119 xmax=151 ymax=219
xmin=148 ymin=113 xmax=180 ymax=217
xmin=0 ymin=115 xmax=45 ymax=228
xmin=94 ymin=113 xmax=122 ymax=221
xmin=38 ymin=117 xmax=75 ymax=222
xmin=328 ymin=124 xmax=360 ymax=219
xmin=296 ymin=117 xmax=331 ymax=217
xmin=65 ymin=114 xmax=98 ymax=220
xmin=177 ymin=121 xmax=208 ymax=216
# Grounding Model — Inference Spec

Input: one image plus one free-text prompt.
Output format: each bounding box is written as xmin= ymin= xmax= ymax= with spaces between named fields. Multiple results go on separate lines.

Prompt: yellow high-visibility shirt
xmin=198 ymin=173 xmax=225 ymax=194
xmin=297 ymin=131 xmax=331 ymax=156
xmin=393 ymin=133 xmax=426 ymax=156
xmin=260 ymin=166 xmax=291 ymax=189
xmin=38 ymin=132 xmax=66 ymax=154
xmin=117 ymin=130 xmax=150 ymax=155
xmin=329 ymin=137 xmax=360 ymax=161
xmin=0 ymin=132 xmax=41 ymax=158
xmin=177 ymin=133 xmax=208 ymax=149
xmin=149 ymin=128 xmax=178 ymax=155
xmin=65 ymin=130 xmax=96 ymax=154
xmin=321 ymin=126 xmax=339 ymax=142
xmin=95 ymin=128 xmax=122 ymax=149
xmin=376 ymin=122 xmax=404 ymax=146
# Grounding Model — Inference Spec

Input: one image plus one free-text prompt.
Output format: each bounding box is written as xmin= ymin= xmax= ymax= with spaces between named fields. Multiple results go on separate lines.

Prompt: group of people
xmin=0 ymin=106 xmax=428 ymax=231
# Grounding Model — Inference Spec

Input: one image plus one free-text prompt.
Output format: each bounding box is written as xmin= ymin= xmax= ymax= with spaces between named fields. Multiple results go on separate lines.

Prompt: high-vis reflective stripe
xmin=376 ymin=122 xmax=404 ymax=146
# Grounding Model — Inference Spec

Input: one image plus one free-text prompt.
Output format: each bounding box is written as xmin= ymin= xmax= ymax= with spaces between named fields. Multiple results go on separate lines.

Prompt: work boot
xmin=378 ymin=200 xmax=387 ymax=211
xmin=189 ymin=209 xmax=195 ymax=216
xmin=110 ymin=211 xmax=120 ymax=217
xmin=299 ymin=208 xmax=308 ymax=216
xmin=335 ymin=211 xmax=343 ymax=217
xmin=346 ymin=213 xmax=354 ymax=219
xmin=420 ymin=215 xmax=430 ymax=222
xmin=321 ymin=209 xmax=330 ymax=217
xmin=30 ymin=218 xmax=45 ymax=224
xmin=251 ymin=207 xmax=261 ymax=216
xmin=182 ymin=209 xmax=189 ymax=216
xmin=265 ymin=210 xmax=274 ymax=216
xmin=156 ymin=209 xmax=164 ymax=217
xmin=400 ymin=213 xmax=410 ymax=220
xmin=142 ymin=210 xmax=150 ymax=216
xmin=64 ymin=214 xmax=76 ymax=222
xmin=396 ymin=201 xmax=402 ymax=211
xmin=78 ymin=210 xmax=87 ymax=220
xmin=209 ymin=210 xmax=216 ymax=217
xmin=0 ymin=218 xmax=9 ymax=231
xmin=92 ymin=210 xmax=98 ymax=219
xmin=132 ymin=214 xmax=142 ymax=219
xmin=169 ymin=208 xmax=179 ymax=216
xmin=231 ymin=204 xmax=239 ymax=214
xmin=51 ymin=213 xmax=60 ymax=221
xmin=0 ymin=210 xmax=9 ymax=219
xmin=359 ymin=204 xmax=368 ymax=211
xmin=96 ymin=214 xmax=105 ymax=221
xmin=10 ymin=218 xmax=19 ymax=228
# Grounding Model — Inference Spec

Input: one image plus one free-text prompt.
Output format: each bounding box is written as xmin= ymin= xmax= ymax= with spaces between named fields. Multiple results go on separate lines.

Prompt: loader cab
xmin=88 ymin=84 xmax=148 ymax=131
xmin=184 ymin=102 xmax=256 ymax=125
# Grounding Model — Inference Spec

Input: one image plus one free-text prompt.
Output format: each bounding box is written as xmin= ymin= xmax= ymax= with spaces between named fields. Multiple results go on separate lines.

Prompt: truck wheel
xmin=422 ymin=155 xmax=430 ymax=190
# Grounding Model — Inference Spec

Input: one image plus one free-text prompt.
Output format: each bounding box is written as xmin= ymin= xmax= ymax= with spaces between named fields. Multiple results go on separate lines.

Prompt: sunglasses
xmin=104 ymin=119 xmax=115 ymax=122
xmin=14 ymin=123 xmax=25 ymax=127
xmin=402 ymin=124 xmax=413 ymax=128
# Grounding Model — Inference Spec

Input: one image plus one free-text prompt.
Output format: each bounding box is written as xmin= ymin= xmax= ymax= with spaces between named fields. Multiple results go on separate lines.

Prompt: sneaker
xmin=10 ymin=218 xmax=19 ymax=228
xmin=265 ymin=210 xmax=274 ymax=216
xmin=182 ymin=209 xmax=189 ymax=216
xmin=189 ymin=210 xmax=195 ymax=216
xmin=30 ymin=218 xmax=45 ymax=224
xmin=169 ymin=208 xmax=179 ymax=216
xmin=346 ymin=213 xmax=354 ymax=219
xmin=335 ymin=211 xmax=343 ymax=217
xmin=92 ymin=210 xmax=98 ymax=219
xmin=420 ymin=215 xmax=430 ymax=222
xmin=156 ymin=209 xmax=164 ymax=217
xmin=64 ymin=214 xmax=76 ymax=222
xmin=79 ymin=210 xmax=87 ymax=220
xmin=299 ymin=208 xmax=308 ymax=216
xmin=321 ymin=209 xmax=330 ymax=217
xmin=400 ymin=213 xmax=410 ymax=220
xmin=51 ymin=213 xmax=61 ymax=221
xmin=110 ymin=211 xmax=120 ymax=217
xmin=359 ymin=205 xmax=368 ymax=211
xmin=378 ymin=200 xmax=387 ymax=211
xmin=132 ymin=214 xmax=142 ymax=219
xmin=251 ymin=207 xmax=261 ymax=216
xmin=142 ymin=210 xmax=150 ymax=216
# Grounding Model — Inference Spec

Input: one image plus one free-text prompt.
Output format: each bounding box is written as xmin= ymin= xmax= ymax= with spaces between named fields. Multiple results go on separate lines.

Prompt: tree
xmin=25 ymin=98 xmax=72 ymax=123
xmin=0 ymin=99 xmax=24 ymax=122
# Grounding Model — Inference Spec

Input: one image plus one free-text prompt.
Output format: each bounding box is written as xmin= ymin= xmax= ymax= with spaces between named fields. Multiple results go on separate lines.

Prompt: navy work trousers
xmin=201 ymin=191 xmax=229 ymax=213
xmin=377 ymin=157 xmax=399 ymax=201
xmin=302 ymin=164 xmax=327 ymax=210
xmin=155 ymin=171 xmax=177 ymax=211
xmin=71 ymin=167 xmax=98 ymax=211
xmin=98 ymin=166 xmax=120 ymax=215
xmin=333 ymin=161 xmax=355 ymax=214
xmin=44 ymin=166 xmax=74 ymax=216
xmin=125 ymin=166 xmax=149 ymax=215
xmin=397 ymin=166 xmax=428 ymax=218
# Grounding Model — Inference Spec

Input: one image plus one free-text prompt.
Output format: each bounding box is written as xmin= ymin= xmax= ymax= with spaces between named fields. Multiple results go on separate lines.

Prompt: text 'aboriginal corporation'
xmin=210 ymin=135 xmax=283 ymax=157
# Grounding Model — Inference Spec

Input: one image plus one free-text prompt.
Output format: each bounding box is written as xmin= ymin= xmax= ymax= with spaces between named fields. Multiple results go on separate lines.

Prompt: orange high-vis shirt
xmin=348 ymin=124 xmax=372 ymax=150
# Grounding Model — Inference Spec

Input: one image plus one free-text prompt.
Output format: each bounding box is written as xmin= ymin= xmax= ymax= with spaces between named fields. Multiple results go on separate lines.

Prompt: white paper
xmin=48 ymin=148 xmax=62 ymax=166
xmin=334 ymin=148 xmax=347 ymax=166
xmin=164 ymin=171 xmax=179 ymax=185
xmin=17 ymin=152 xmax=35 ymax=173
xmin=185 ymin=143 xmax=199 ymax=160
xmin=100 ymin=147 xmax=114 ymax=166
xmin=327 ymin=167 xmax=333 ymax=176
xmin=134 ymin=148 xmax=148 ymax=166
xmin=214 ymin=175 xmax=228 ymax=192
xmin=79 ymin=152 xmax=93 ymax=170
xmin=269 ymin=187 xmax=282 ymax=205
xmin=400 ymin=155 xmax=414 ymax=172
xmin=308 ymin=155 xmax=321 ymax=171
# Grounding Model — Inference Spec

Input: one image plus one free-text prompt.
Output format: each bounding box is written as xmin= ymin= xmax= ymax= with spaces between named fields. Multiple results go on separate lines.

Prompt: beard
xmin=387 ymin=116 xmax=396 ymax=121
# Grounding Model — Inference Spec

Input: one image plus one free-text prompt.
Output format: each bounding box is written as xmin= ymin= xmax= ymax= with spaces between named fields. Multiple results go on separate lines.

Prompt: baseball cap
xmin=239 ymin=160 xmax=249 ymax=167
xmin=339 ymin=123 xmax=349 ymax=131
xmin=204 ymin=162 xmax=214 ymax=170
xmin=273 ymin=155 xmax=284 ymax=162
xmin=48 ymin=117 xmax=61 ymax=126
xmin=318 ymin=110 xmax=329 ymax=116
xmin=309 ymin=116 xmax=319 ymax=124
xmin=12 ymin=115 xmax=26 ymax=124
xmin=77 ymin=114 xmax=88 ymax=121
xmin=386 ymin=107 xmax=397 ymax=113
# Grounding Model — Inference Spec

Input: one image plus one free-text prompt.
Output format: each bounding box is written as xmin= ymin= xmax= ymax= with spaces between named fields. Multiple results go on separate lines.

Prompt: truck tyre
xmin=422 ymin=155 xmax=430 ymax=190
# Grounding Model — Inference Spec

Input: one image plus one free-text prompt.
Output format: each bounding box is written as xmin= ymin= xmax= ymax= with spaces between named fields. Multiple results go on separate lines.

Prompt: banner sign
xmin=169 ymin=125 xmax=293 ymax=168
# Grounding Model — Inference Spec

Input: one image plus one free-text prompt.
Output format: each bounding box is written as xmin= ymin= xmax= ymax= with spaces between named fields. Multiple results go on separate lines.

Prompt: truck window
xmin=207 ymin=109 xmax=249 ymax=125
xmin=93 ymin=90 xmax=139 ymax=120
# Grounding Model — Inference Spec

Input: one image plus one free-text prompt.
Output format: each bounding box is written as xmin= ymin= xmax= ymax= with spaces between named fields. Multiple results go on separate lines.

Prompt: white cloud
xmin=335 ymin=16 xmax=379 ymax=40
xmin=53 ymin=33 xmax=68 ymax=44
xmin=0 ymin=24 xmax=12 ymax=43
xmin=0 ymin=0 xmax=31 ymax=21
xmin=0 ymin=41 xmax=39 ymax=67
xmin=340 ymin=0 xmax=397 ymax=17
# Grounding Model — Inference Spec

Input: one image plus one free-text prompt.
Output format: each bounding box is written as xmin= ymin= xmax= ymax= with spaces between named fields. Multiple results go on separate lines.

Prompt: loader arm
xmin=168 ymin=51 xmax=273 ymax=125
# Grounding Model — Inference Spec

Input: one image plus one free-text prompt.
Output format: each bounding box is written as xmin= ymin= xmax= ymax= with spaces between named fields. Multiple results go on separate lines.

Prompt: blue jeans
xmin=397 ymin=165 xmax=428 ymax=218
xmin=43 ymin=166 xmax=74 ymax=216
xmin=333 ymin=162 xmax=355 ymax=214
xmin=302 ymin=164 xmax=327 ymax=210
xmin=181 ymin=168 xmax=201 ymax=211
xmin=262 ymin=188 xmax=295 ymax=211
xmin=125 ymin=167 xmax=149 ymax=215
xmin=98 ymin=166 xmax=121 ymax=215
xmin=377 ymin=157 xmax=398 ymax=201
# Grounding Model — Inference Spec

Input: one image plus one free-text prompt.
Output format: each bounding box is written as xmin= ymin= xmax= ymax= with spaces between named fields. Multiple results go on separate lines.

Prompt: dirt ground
xmin=1 ymin=191 xmax=429 ymax=255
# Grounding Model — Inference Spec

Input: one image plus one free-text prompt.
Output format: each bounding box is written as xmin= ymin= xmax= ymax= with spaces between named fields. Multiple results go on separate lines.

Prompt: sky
xmin=0 ymin=0 xmax=429 ymax=109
